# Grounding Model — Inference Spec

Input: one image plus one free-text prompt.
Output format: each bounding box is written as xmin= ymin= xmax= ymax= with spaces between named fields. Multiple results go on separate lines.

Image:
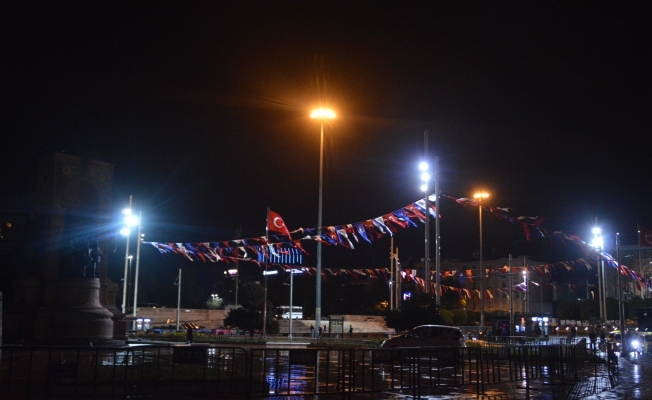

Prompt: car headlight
xmin=631 ymin=340 xmax=640 ymax=348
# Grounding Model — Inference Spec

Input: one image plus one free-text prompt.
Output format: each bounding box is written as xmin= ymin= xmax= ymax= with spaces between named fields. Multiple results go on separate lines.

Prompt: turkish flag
xmin=640 ymin=226 xmax=652 ymax=247
xmin=268 ymin=210 xmax=291 ymax=239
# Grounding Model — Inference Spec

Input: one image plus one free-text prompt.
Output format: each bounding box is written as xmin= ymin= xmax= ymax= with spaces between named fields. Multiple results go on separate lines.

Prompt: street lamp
xmin=474 ymin=191 xmax=489 ymax=327
xmin=592 ymin=225 xmax=605 ymax=322
xmin=132 ymin=212 xmax=143 ymax=331
xmin=522 ymin=270 xmax=528 ymax=315
xmin=310 ymin=107 xmax=335 ymax=338
xmin=420 ymin=160 xmax=430 ymax=294
xmin=120 ymin=196 xmax=138 ymax=315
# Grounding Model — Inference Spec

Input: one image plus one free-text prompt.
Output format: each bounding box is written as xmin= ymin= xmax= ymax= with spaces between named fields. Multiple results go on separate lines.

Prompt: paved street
xmin=386 ymin=351 xmax=652 ymax=400
xmin=301 ymin=350 xmax=652 ymax=400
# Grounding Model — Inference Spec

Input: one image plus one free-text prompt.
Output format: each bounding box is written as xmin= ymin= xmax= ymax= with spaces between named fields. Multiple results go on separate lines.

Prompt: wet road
xmin=266 ymin=351 xmax=652 ymax=399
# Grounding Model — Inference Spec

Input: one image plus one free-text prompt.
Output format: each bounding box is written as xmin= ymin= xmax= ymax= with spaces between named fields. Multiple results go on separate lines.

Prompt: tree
xmin=557 ymin=299 xmax=580 ymax=321
xmin=238 ymin=282 xmax=265 ymax=310
xmin=451 ymin=308 xmax=467 ymax=325
xmin=440 ymin=309 xmax=454 ymax=325
xmin=606 ymin=297 xmax=620 ymax=321
xmin=580 ymin=299 xmax=599 ymax=321
xmin=626 ymin=296 xmax=645 ymax=320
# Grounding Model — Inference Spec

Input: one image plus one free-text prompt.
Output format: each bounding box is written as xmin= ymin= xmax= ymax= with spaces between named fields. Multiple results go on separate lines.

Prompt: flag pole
xmin=639 ymin=226 xmax=643 ymax=298
xmin=263 ymin=208 xmax=269 ymax=339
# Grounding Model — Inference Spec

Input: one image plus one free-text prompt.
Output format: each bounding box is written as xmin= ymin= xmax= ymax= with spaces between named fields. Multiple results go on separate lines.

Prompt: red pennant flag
xmin=640 ymin=225 xmax=652 ymax=247
xmin=268 ymin=210 xmax=291 ymax=239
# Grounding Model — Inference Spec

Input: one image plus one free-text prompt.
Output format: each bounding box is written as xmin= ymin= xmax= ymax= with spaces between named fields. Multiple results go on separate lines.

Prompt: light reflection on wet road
xmin=260 ymin=350 xmax=652 ymax=399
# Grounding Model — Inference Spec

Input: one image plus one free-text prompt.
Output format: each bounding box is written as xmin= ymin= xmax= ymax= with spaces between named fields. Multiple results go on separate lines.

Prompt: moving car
xmin=381 ymin=325 xmax=467 ymax=349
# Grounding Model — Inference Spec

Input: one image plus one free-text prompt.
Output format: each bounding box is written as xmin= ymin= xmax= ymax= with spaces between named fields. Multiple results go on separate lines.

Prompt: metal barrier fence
xmin=1 ymin=342 xmax=611 ymax=399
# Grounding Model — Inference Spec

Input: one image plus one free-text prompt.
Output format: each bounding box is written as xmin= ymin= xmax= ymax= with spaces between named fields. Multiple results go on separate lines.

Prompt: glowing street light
xmin=120 ymin=196 xmax=138 ymax=315
xmin=592 ymin=223 xmax=606 ymax=322
xmin=420 ymin=159 xmax=431 ymax=294
xmin=310 ymin=107 xmax=336 ymax=338
xmin=474 ymin=191 xmax=489 ymax=327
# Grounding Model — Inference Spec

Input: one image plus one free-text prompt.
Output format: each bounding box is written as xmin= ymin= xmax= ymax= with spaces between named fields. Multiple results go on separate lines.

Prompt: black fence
xmin=0 ymin=341 xmax=615 ymax=399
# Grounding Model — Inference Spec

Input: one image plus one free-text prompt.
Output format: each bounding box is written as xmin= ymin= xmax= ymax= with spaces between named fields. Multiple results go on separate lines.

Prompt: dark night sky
xmin=2 ymin=2 xmax=652 ymax=293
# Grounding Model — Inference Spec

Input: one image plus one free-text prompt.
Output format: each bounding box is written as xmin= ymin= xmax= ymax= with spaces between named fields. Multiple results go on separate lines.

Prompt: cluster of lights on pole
xmin=120 ymin=208 xmax=139 ymax=236
xmin=419 ymin=162 xmax=430 ymax=192
xmin=474 ymin=191 xmax=489 ymax=202
xmin=592 ymin=227 xmax=604 ymax=249
xmin=310 ymin=108 xmax=336 ymax=120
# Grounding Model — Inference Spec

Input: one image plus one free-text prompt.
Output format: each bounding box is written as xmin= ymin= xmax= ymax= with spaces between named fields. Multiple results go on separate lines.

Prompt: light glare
xmin=420 ymin=172 xmax=430 ymax=182
xmin=310 ymin=108 xmax=336 ymax=119
xmin=125 ymin=214 xmax=139 ymax=227
xmin=419 ymin=162 xmax=428 ymax=171
xmin=420 ymin=184 xmax=427 ymax=192
xmin=120 ymin=227 xmax=130 ymax=236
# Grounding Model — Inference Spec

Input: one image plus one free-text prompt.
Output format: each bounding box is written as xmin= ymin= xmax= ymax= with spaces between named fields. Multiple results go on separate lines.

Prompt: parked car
xmin=381 ymin=325 xmax=467 ymax=349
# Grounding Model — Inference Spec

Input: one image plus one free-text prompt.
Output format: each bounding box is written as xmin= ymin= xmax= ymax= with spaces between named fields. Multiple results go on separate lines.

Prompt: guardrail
xmin=0 ymin=341 xmax=613 ymax=399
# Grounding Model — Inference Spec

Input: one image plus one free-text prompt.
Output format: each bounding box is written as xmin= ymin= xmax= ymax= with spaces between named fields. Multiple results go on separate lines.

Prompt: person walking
xmin=349 ymin=325 xmax=353 ymax=338
xmin=600 ymin=328 xmax=606 ymax=351
xmin=318 ymin=326 xmax=323 ymax=337
xmin=310 ymin=324 xmax=314 ymax=337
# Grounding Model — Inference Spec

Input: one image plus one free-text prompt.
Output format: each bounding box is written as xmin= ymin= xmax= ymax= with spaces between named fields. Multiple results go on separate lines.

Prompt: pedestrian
xmin=186 ymin=326 xmax=193 ymax=344
xmin=600 ymin=328 xmax=606 ymax=350
xmin=349 ymin=325 xmax=353 ymax=338
xmin=534 ymin=324 xmax=542 ymax=337
xmin=570 ymin=325 xmax=577 ymax=340
xmin=310 ymin=324 xmax=314 ymax=337
xmin=318 ymin=326 xmax=323 ymax=337
xmin=589 ymin=329 xmax=597 ymax=349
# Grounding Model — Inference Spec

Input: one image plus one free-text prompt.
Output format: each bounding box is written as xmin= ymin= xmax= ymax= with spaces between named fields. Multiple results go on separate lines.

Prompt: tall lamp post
xmin=522 ymin=270 xmax=528 ymax=315
xmin=120 ymin=196 xmax=138 ymax=315
xmin=132 ymin=211 xmax=143 ymax=331
xmin=310 ymin=107 xmax=335 ymax=337
xmin=419 ymin=160 xmax=431 ymax=294
xmin=592 ymin=225 xmax=605 ymax=322
xmin=474 ymin=191 xmax=489 ymax=327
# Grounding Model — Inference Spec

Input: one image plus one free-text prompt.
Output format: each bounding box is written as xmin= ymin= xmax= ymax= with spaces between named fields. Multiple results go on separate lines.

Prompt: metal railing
xmin=1 ymin=341 xmax=613 ymax=399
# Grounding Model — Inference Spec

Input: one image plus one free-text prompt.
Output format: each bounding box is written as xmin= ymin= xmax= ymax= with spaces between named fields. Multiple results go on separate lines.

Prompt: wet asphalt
xmin=385 ymin=351 xmax=652 ymax=399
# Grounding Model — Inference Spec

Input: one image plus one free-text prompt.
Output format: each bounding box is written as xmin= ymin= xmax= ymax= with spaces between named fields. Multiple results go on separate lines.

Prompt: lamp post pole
xmin=423 ymin=131 xmax=430 ymax=294
xmin=593 ymin=223 xmax=605 ymax=322
xmin=474 ymin=192 xmax=489 ymax=328
xmin=435 ymin=156 xmax=440 ymax=305
xmin=132 ymin=211 xmax=142 ymax=331
xmin=617 ymin=233 xmax=627 ymax=355
xmin=509 ymin=254 xmax=514 ymax=337
xmin=176 ymin=269 xmax=181 ymax=332
xmin=310 ymin=108 xmax=335 ymax=337
xmin=316 ymin=118 xmax=324 ymax=337
xmin=121 ymin=195 xmax=133 ymax=315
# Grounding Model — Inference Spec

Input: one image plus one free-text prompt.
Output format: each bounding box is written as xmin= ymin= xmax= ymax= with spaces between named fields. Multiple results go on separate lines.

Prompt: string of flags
xmin=146 ymin=195 xmax=437 ymax=264
xmin=146 ymin=193 xmax=651 ymax=291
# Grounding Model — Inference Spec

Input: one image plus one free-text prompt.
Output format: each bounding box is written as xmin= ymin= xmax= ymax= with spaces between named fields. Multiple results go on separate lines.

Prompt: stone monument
xmin=4 ymin=153 xmax=122 ymax=343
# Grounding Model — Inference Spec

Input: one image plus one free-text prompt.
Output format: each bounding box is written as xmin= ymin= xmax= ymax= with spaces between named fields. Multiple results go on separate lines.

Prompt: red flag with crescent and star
xmin=639 ymin=225 xmax=652 ymax=247
xmin=268 ymin=210 xmax=291 ymax=239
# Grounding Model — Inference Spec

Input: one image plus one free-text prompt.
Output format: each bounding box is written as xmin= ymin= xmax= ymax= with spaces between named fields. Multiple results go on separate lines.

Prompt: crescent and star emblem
xmin=645 ymin=234 xmax=652 ymax=245
xmin=273 ymin=217 xmax=284 ymax=229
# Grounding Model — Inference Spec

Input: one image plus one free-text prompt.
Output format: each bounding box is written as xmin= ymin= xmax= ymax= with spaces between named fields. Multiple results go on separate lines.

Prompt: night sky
xmin=2 ymin=2 xmax=651 ymax=305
